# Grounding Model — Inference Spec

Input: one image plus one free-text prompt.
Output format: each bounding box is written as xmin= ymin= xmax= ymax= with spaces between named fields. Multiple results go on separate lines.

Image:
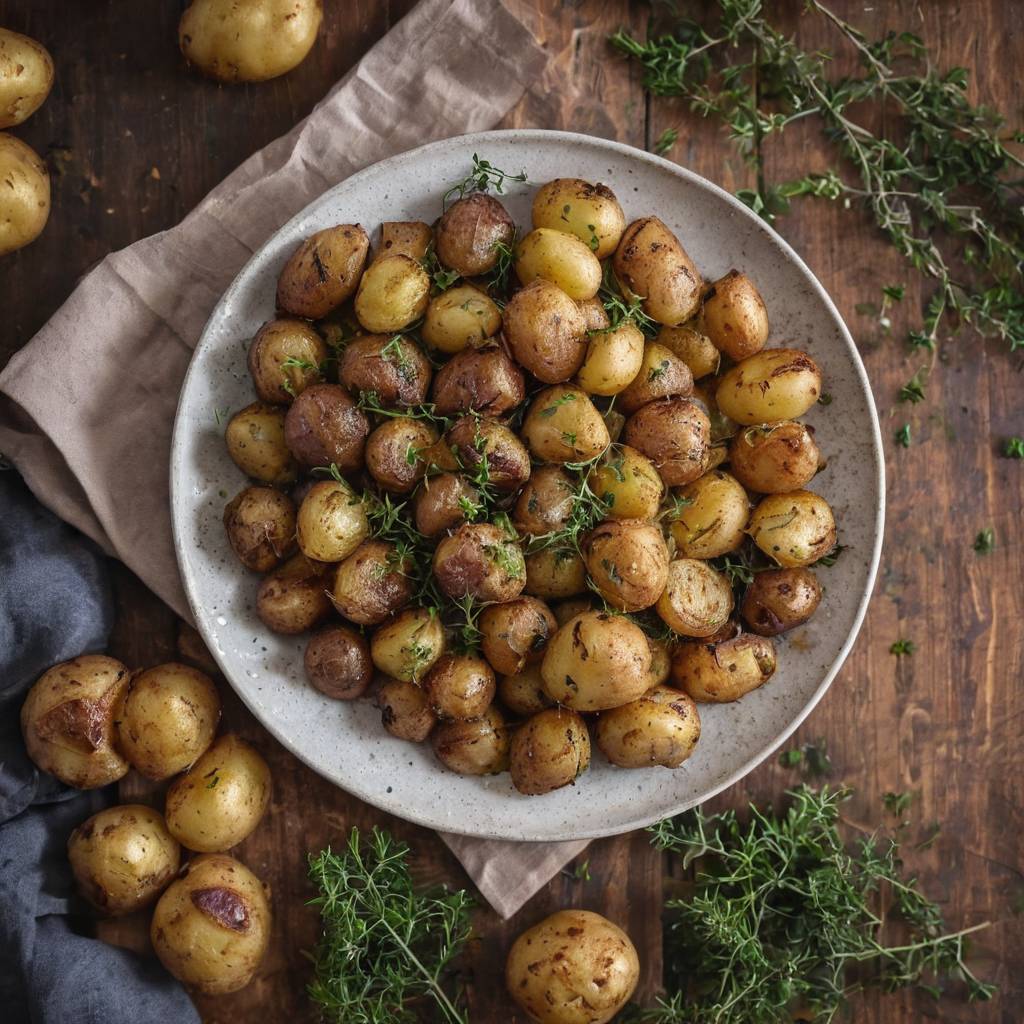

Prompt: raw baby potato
xmin=0 ymin=28 xmax=53 ymax=128
xmin=509 ymin=707 xmax=591 ymax=795
xmin=276 ymin=224 xmax=369 ymax=319
xmin=68 ymin=804 xmax=180 ymax=916
xmin=151 ymin=853 xmax=271 ymax=995
xmin=0 ymin=132 xmax=50 ymax=256
xmin=515 ymin=227 xmax=603 ymax=299
xmin=506 ymin=909 xmax=640 ymax=1024
xmin=596 ymin=686 xmax=701 ymax=770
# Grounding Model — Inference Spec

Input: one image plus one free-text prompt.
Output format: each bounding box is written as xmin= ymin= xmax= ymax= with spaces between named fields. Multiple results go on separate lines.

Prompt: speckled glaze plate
xmin=170 ymin=130 xmax=884 ymax=842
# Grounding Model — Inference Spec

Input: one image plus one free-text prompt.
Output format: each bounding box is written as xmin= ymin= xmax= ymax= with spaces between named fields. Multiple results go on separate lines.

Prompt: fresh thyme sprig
xmin=594 ymin=261 xmax=659 ymax=337
xmin=420 ymin=247 xmax=461 ymax=294
xmin=442 ymin=153 xmax=528 ymax=210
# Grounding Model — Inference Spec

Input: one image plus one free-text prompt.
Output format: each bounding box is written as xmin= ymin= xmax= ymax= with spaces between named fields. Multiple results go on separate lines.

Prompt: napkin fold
xmin=0 ymin=0 xmax=587 ymax=920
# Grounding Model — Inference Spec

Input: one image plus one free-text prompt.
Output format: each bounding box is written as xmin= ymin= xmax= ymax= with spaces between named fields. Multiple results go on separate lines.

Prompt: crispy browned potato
xmin=524 ymin=547 xmax=588 ymax=600
xmin=521 ymin=386 xmax=610 ymax=463
xmin=432 ymin=706 xmax=510 ymax=775
xmin=0 ymin=28 xmax=53 ymax=128
xmin=338 ymin=334 xmax=432 ymax=407
xmin=330 ymin=539 xmax=413 ymax=625
xmin=422 ymin=283 xmax=502 ymax=354
xmin=354 ymin=253 xmax=431 ymax=333
xmin=223 ymin=486 xmax=296 ymax=572
xmin=479 ymin=597 xmax=557 ymax=675
xmin=225 ymin=402 xmax=298 ymax=485
xmin=370 ymin=606 xmax=445 ymax=683
xmin=668 ymin=470 xmax=750 ymax=559
xmin=596 ymin=686 xmax=701 ymax=769
xmin=515 ymin=227 xmax=603 ymax=300
xmin=583 ymin=519 xmax=669 ymax=612
xmin=377 ymin=677 xmax=436 ymax=741
xmin=656 ymin=323 xmax=720 ymax=380
xmin=433 ymin=522 xmax=526 ymax=603
xmin=671 ymin=633 xmax=776 ymax=702
xmin=431 ymin=341 xmax=525 ymax=418
xmin=283 ymin=383 xmax=369 ymax=472
xmin=413 ymin=472 xmax=481 ymax=538
xmin=0 ymin=133 xmax=49 ymax=256
xmin=255 ymin=553 xmax=333 ymax=634
xmin=435 ymin=192 xmax=515 ymax=276
xmin=701 ymin=270 xmax=769 ymax=361
xmin=304 ymin=625 xmax=373 ymax=699
xmin=617 ymin=342 xmax=694 ymax=416
xmin=423 ymin=653 xmax=496 ymax=720
xmin=365 ymin=417 xmax=437 ymax=494
xmin=728 ymin=421 xmax=821 ymax=494
xmin=502 ymin=279 xmax=588 ymax=383
xmin=247 ymin=319 xmax=327 ymax=404
xmin=748 ymin=489 xmax=836 ymax=567
xmin=296 ymin=479 xmax=368 ymax=561
xmin=715 ymin=348 xmax=823 ymax=425
xmin=623 ymin=397 xmax=710 ymax=487
xmin=498 ymin=664 xmax=554 ymax=716
xmin=514 ymin=465 xmax=575 ymax=536
xmin=532 ymin=178 xmax=626 ymax=259
xmin=376 ymin=220 xmax=432 ymax=262
xmin=656 ymin=558 xmax=734 ymax=637
xmin=509 ymin=707 xmax=590 ymax=795
xmin=276 ymin=224 xmax=369 ymax=319
xmin=740 ymin=566 xmax=822 ymax=636
xmin=445 ymin=417 xmax=531 ymax=492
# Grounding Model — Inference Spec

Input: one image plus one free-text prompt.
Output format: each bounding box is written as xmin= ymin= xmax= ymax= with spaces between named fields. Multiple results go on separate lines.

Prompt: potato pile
xmin=221 ymin=162 xmax=837 ymax=797
xmin=20 ymin=656 xmax=272 ymax=995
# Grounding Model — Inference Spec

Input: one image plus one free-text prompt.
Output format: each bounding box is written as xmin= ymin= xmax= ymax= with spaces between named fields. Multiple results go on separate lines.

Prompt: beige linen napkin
xmin=0 ymin=0 xmax=586 ymax=920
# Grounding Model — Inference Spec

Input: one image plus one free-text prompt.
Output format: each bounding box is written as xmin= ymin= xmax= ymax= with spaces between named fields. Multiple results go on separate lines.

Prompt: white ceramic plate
xmin=170 ymin=130 xmax=884 ymax=842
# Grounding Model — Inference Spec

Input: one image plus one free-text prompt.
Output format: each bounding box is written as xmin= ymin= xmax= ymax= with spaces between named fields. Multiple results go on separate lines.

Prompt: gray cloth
xmin=0 ymin=470 xmax=199 ymax=1024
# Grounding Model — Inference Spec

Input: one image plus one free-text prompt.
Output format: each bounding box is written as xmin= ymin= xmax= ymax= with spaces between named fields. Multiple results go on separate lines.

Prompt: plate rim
xmin=170 ymin=128 xmax=885 ymax=841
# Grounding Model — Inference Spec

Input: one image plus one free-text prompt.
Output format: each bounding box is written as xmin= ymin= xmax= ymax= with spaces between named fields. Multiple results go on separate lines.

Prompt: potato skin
xmin=671 ymin=633 xmax=776 ymax=702
xmin=669 ymin=469 xmax=750 ymax=559
xmin=432 ymin=706 xmax=510 ymax=776
xmin=479 ymin=597 xmax=557 ymax=676
xmin=577 ymin=296 xmax=611 ymax=332
xmin=304 ymin=625 xmax=373 ymax=699
xmin=515 ymin=227 xmax=603 ymax=300
xmin=525 ymin=547 xmax=588 ymax=600
xmin=330 ymin=539 xmax=412 ymax=625
xmin=617 ymin=342 xmax=694 ymax=416
xmin=531 ymin=178 xmax=626 ymax=259
xmin=247 ymin=319 xmax=327 ymax=404
xmin=165 ymin=735 xmax=271 ymax=853
xmin=226 ymin=402 xmax=298 ymax=485
xmin=503 ymin=279 xmax=588 ymax=383
xmin=514 ymin=465 xmax=575 ymax=537
xmin=365 ymin=417 xmax=437 ymax=494
xmin=68 ymin=804 xmax=180 ymax=916
xmin=506 ymin=910 xmax=639 ymax=1024
xmin=715 ymin=348 xmax=823 ymax=425
xmin=576 ymin=322 xmax=645 ymax=397
xmin=435 ymin=192 xmax=515 ymax=276
xmin=296 ymin=479 xmax=368 ymax=562
xmin=521 ymin=386 xmax=610 ymax=464
xmin=223 ymin=486 xmax=297 ymax=572
xmin=656 ymin=558 xmax=734 ymax=637
xmin=432 ymin=522 xmax=526 ymax=603
xmin=413 ymin=472 xmax=481 ymax=538
xmin=431 ymin=341 xmax=525 ymax=418
xmin=422 ymin=283 xmax=502 ymax=354
xmin=741 ymin=567 xmax=822 ymax=636
xmin=657 ymin=324 xmax=720 ymax=380
xmin=0 ymin=132 xmax=49 ymax=255
xmin=589 ymin=445 xmax=664 ymax=521
xmin=728 ymin=421 xmax=821 ymax=494
xmin=276 ymin=224 xmax=369 ymax=319
xmin=354 ymin=253 xmax=431 ymax=333
xmin=583 ymin=519 xmax=669 ymax=612
xmin=255 ymin=553 xmax=333 ymax=634
xmin=541 ymin=611 xmax=652 ymax=712
xmin=445 ymin=416 xmax=531 ymax=492
xmin=748 ymin=489 xmax=837 ymax=567
xmin=150 ymin=854 xmax=271 ymax=995
xmin=21 ymin=655 xmax=130 ymax=789
xmin=423 ymin=653 xmax=496 ymax=720
xmin=378 ymin=677 xmax=436 ymax=741
xmin=283 ymin=383 xmax=369 ymax=473
xmin=117 ymin=663 xmax=221 ymax=780
xmin=613 ymin=217 xmax=703 ymax=325
xmin=624 ymin=397 xmax=710 ymax=487
xmin=498 ymin=664 xmax=554 ymax=716
xmin=0 ymin=28 xmax=54 ymax=128
xmin=596 ymin=686 xmax=701 ymax=769
xmin=338 ymin=333 xmax=432 ymax=408
xmin=376 ymin=220 xmax=432 ymax=262
xmin=702 ymin=270 xmax=769 ymax=361
xmin=370 ymin=606 xmax=445 ymax=683
xmin=510 ymin=707 xmax=591 ymax=795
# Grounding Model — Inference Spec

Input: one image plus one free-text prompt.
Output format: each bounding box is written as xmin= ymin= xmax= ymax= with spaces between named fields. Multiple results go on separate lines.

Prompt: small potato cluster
xmin=20 ymin=656 xmax=272 ymax=995
xmin=220 ymin=161 xmax=838 ymax=798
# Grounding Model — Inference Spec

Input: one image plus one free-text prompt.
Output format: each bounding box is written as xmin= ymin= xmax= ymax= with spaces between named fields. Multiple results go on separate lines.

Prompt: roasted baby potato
xmin=646 ymin=637 xmax=672 ymax=687
xmin=255 ymin=552 xmax=333 ymax=634
xmin=503 ymin=279 xmax=588 ymax=383
xmin=432 ymin=522 xmax=526 ymax=603
xmin=525 ymin=547 xmax=588 ymax=600
xmin=117 ymin=663 xmax=221 ymax=780
xmin=338 ymin=333 xmax=432 ymax=407
xmin=365 ymin=417 xmax=437 ymax=494
xmin=576 ymin=322 xmax=645 ymax=397
xmin=370 ymin=606 xmax=445 ymax=683
xmin=225 ymin=403 xmax=299 ymax=485
xmin=247 ymin=319 xmax=327 ymax=404
xmin=498 ymin=664 xmax=554 ymax=717
xmin=515 ymin=227 xmax=603 ymax=300
xmin=701 ymin=269 xmax=769 ymax=361
xmin=657 ymin=323 xmax=720 ymax=380
xmin=276 ymin=224 xmax=369 ymax=319
xmin=165 ymin=735 xmax=271 ymax=853
xmin=479 ymin=596 xmax=557 ymax=675
xmin=21 ymin=655 xmax=130 ymax=789
xmin=151 ymin=854 xmax=271 ymax=995
xmin=510 ymin=707 xmax=590 ymax=795
xmin=423 ymin=653 xmax=496 ymax=720
xmin=378 ymin=677 xmax=436 ymax=742
xmin=671 ymin=633 xmax=776 ymax=702
xmin=432 ymin=705 xmax=510 ymax=775
xmin=669 ymin=469 xmax=750 ymax=559
xmin=435 ymin=192 xmax=515 ymax=276
xmin=613 ymin=217 xmax=703 ymax=325
xmin=541 ymin=611 xmax=652 ymax=712
xmin=330 ymin=539 xmax=412 ymax=625
xmin=445 ymin=416 xmax=531 ymax=492
xmin=531 ymin=178 xmax=626 ymax=259
xmin=431 ymin=341 xmax=525 ymax=418
xmin=583 ymin=519 xmax=669 ymax=612
xmin=354 ymin=253 xmax=431 ymax=333
xmin=589 ymin=445 xmax=664 ymax=520
xmin=728 ymin=421 xmax=821 ymax=494
xmin=0 ymin=28 xmax=54 ymax=128
xmin=596 ymin=686 xmax=701 ymax=770
xmin=514 ymin=465 xmax=575 ymax=537
xmin=506 ymin=910 xmax=639 ymax=1024
xmin=748 ymin=489 xmax=836 ymax=567
xmin=422 ymin=283 xmax=502 ymax=354
xmin=283 ymin=383 xmax=369 ymax=472
xmin=656 ymin=558 xmax=734 ymax=637
xmin=716 ymin=348 xmax=823 ymax=425
xmin=617 ymin=342 xmax=694 ymax=415
xmin=413 ymin=472 xmax=481 ymax=538
xmin=223 ymin=486 xmax=296 ymax=572
xmin=68 ymin=804 xmax=180 ymax=916
xmin=296 ymin=479 xmax=368 ymax=561
xmin=0 ymin=132 xmax=49 ymax=255
xmin=741 ymin=566 xmax=822 ymax=636
xmin=521 ymin=386 xmax=610 ymax=463
xmin=376 ymin=220 xmax=432 ymax=262
xmin=624 ymin=397 xmax=710 ymax=487
xmin=304 ymin=624 xmax=373 ymax=699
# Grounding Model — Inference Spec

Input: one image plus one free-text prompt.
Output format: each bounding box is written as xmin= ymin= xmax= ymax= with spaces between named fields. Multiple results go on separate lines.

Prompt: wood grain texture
xmin=1 ymin=0 xmax=1021 ymax=1022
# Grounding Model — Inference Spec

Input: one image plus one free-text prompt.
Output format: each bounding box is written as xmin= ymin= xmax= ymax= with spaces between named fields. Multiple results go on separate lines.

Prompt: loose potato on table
xmin=223 ymin=485 xmax=296 ymax=572
xmin=151 ymin=853 xmax=271 ymax=995
xmin=413 ymin=472 xmax=481 ymax=538
xmin=596 ymin=686 xmax=701 ymax=769
xmin=225 ymin=402 xmax=298 ymax=485
xmin=524 ymin=547 xmax=588 ymax=600
xmin=515 ymin=227 xmax=603 ymax=300
xmin=445 ymin=416 xmax=531 ymax=492
xmin=431 ymin=341 xmax=525 ymax=417
xmin=376 ymin=220 xmax=432 ymax=262
xmin=296 ymin=479 xmax=368 ymax=562
xmin=657 ymin=323 xmax=720 ymax=380
xmin=117 ymin=663 xmax=221 ymax=780
xmin=624 ymin=397 xmax=710 ymax=487
xmin=370 ymin=606 xmax=445 ymax=683
xmin=671 ymin=632 xmax=776 ymax=702
xmin=0 ymin=28 xmax=54 ymax=128
xmin=514 ymin=465 xmax=575 ymax=537
xmin=422 ymin=283 xmax=502 ymax=354
xmin=716 ymin=347 xmax=823 ymax=425
xmin=354 ymin=253 xmax=431 ymax=333
xmin=531 ymin=178 xmax=626 ymax=259
xmin=304 ymin=625 xmax=373 ymax=699
xmin=669 ymin=469 xmax=750 ymax=559
xmin=741 ymin=566 xmax=822 ymax=636
xmin=247 ymin=319 xmax=327 ymax=404
xmin=432 ymin=705 xmax=510 ymax=775
xmin=498 ymin=664 xmax=554 ymax=717
xmin=479 ymin=596 xmax=557 ymax=675
xmin=433 ymin=521 xmax=526 ymax=603
xmin=748 ymin=489 xmax=837 ymax=567
xmin=276 ymin=224 xmax=369 ymax=319
xmin=510 ymin=707 xmax=590 ymax=795
xmin=283 ymin=383 xmax=369 ymax=473
xmin=729 ymin=421 xmax=821 ymax=494
xmin=338 ymin=333 xmax=432 ymax=407
xmin=503 ymin=279 xmax=588 ymax=383
xmin=701 ymin=269 xmax=770 ymax=361
xmin=0 ymin=132 xmax=49 ymax=257
xmin=589 ymin=444 xmax=664 ymax=520
xmin=506 ymin=909 xmax=639 ymax=1024
xmin=68 ymin=804 xmax=180 ymax=916
xmin=521 ymin=386 xmax=610 ymax=464
xmin=423 ymin=653 xmax=495 ymax=720
xmin=435 ymin=192 xmax=515 ymax=276
xmin=576 ymin=322 xmax=645 ymax=397
xmin=21 ymin=655 xmax=130 ymax=789
xmin=656 ymin=558 xmax=734 ymax=637
xmin=365 ymin=417 xmax=437 ymax=494
xmin=617 ymin=341 xmax=694 ymax=415
xmin=330 ymin=539 xmax=412 ymax=625
xmin=255 ymin=552 xmax=334 ymax=634
xmin=583 ymin=519 xmax=669 ymax=612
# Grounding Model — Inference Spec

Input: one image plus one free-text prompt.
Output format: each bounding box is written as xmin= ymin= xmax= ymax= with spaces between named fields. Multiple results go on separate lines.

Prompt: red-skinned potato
xmin=413 ymin=472 xmax=481 ymax=538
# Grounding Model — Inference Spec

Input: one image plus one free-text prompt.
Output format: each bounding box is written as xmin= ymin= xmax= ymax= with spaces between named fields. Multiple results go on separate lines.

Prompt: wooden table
xmin=2 ymin=1 xmax=1021 ymax=1021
